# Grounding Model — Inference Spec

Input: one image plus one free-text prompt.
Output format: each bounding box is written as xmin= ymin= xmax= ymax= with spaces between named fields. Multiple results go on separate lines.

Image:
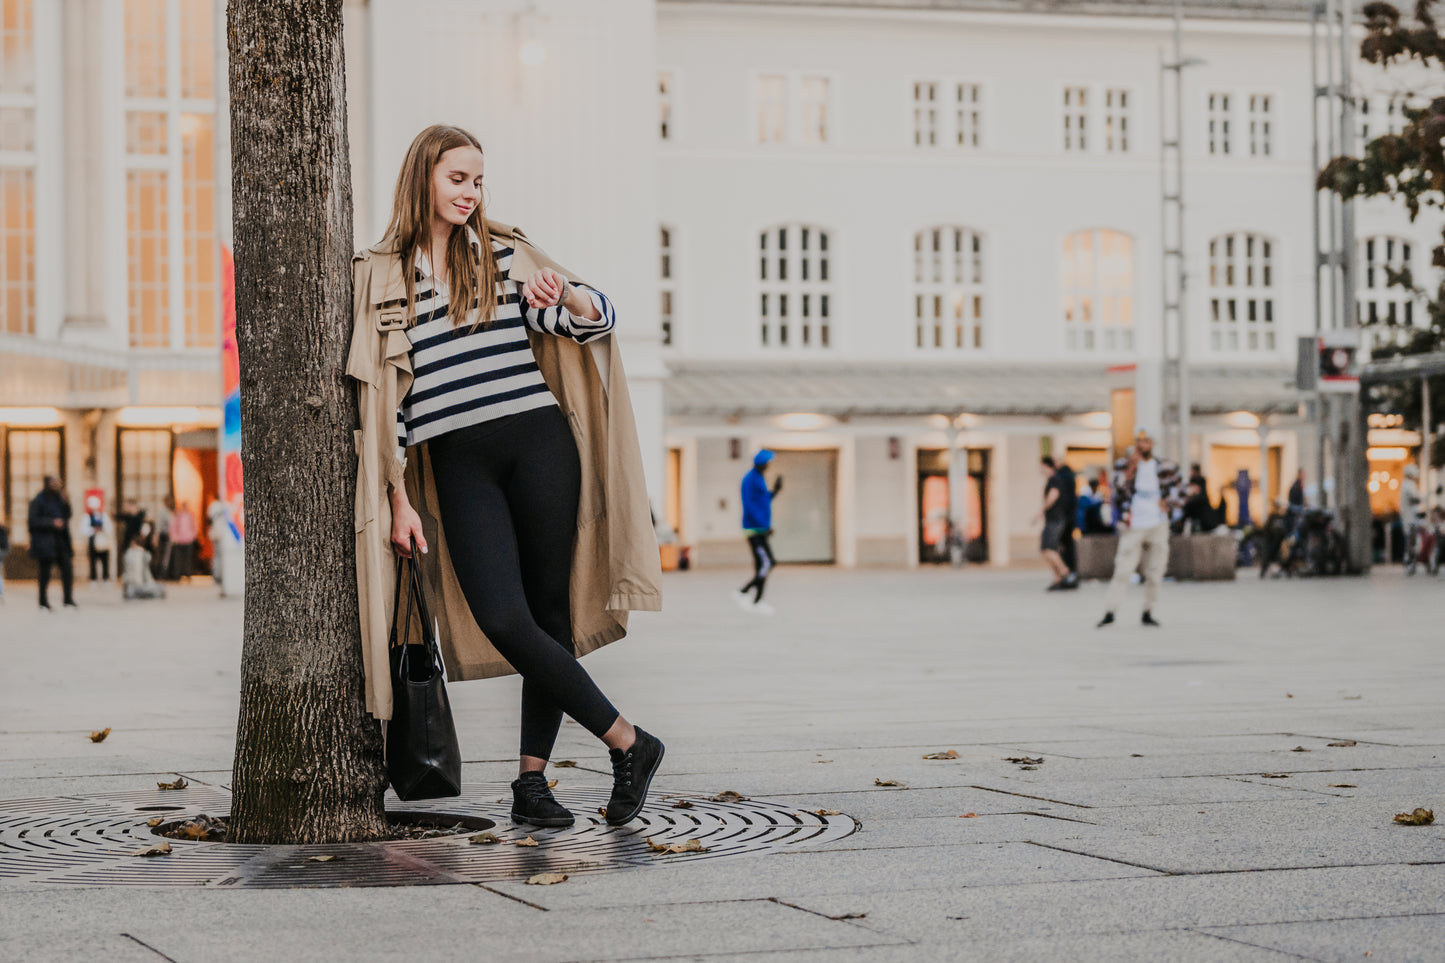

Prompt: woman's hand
xmin=390 ymin=490 xmax=428 ymax=558
xmin=522 ymin=268 xmax=568 ymax=310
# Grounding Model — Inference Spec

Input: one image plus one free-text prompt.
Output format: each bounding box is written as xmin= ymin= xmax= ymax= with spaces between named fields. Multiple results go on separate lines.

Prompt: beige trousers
xmin=1104 ymin=522 xmax=1170 ymax=613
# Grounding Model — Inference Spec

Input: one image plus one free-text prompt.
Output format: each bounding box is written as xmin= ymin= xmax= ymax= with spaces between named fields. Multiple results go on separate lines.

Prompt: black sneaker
xmin=1096 ymin=611 xmax=1115 ymax=628
xmin=605 ymin=727 xmax=665 ymax=826
xmin=1141 ymin=611 xmax=1161 ymax=627
xmin=510 ymin=771 xmax=574 ymax=828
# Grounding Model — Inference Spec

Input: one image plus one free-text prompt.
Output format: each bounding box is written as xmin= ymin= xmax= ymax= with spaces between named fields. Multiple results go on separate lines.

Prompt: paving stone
xmin=1201 ymin=913 xmax=1445 ymax=963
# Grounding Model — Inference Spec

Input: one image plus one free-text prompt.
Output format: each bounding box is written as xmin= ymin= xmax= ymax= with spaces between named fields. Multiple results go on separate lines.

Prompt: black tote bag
xmin=386 ymin=541 xmax=462 ymax=800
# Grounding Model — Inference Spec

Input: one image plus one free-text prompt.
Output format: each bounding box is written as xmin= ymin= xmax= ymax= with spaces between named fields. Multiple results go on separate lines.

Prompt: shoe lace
xmin=517 ymin=775 xmax=551 ymax=804
xmin=613 ymin=751 xmax=634 ymax=788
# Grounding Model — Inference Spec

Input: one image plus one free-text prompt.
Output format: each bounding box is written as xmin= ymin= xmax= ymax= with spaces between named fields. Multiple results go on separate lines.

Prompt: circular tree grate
xmin=0 ymin=783 xmax=856 ymax=888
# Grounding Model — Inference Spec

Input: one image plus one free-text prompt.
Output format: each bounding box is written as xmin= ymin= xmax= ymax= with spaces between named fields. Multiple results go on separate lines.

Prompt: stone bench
xmin=1077 ymin=532 xmax=1237 ymax=581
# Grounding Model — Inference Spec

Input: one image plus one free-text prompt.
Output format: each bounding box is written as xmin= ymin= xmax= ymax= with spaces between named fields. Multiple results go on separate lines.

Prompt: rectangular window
xmin=1208 ymin=92 xmax=1231 ymax=155
xmin=5 ymin=427 xmax=62 ymax=545
xmin=659 ymin=226 xmax=674 ymax=347
xmin=756 ymin=74 xmax=786 ymax=143
xmin=182 ymin=113 xmax=217 ymax=348
xmin=912 ymin=81 xmax=937 ymax=147
xmin=0 ymin=0 xmax=37 ymax=335
xmin=1063 ymin=87 xmax=1087 ymax=152
xmin=1104 ymin=88 xmax=1128 ymax=153
xmin=799 ymin=76 xmax=830 ymax=144
xmin=116 ymin=427 xmax=172 ymax=518
xmin=658 ymin=71 xmax=673 ymax=140
xmin=956 ymin=83 xmax=981 ymax=148
xmin=1249 ymin=94 xmax=1271 ymax=156
xmin=127 ymin=170 xmax=169 ymax=348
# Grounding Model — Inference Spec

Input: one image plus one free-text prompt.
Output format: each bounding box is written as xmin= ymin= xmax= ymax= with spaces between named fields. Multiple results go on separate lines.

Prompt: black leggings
xmin=740 ymin=532 xmax=775 ymax=603
xmin=428 ymin=405 xmax=619 ymax=760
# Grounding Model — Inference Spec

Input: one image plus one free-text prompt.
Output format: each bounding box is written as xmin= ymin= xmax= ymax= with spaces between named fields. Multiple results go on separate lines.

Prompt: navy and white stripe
xmin=396 ymin=237 xmax=616 ymax=452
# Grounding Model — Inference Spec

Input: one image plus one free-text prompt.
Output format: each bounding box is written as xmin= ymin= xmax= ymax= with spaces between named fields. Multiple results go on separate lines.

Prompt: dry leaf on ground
xmin=710 ymin=790 xmax=748 ymax=802
xmin=1328 ymin=740 xmax=1358 ymax=747
xmin=553 ymin=760 xmax=578 ymax=768
xmin=514 ymin=835 xmax=540 ymax=847
xmin=1393 ymin=808 xmax=1435 ymax=826
xmin=1004 ymin=756 xmax=1044 ymax=766
xmin=156 ymin=777 xmax=188 ymax=791
xmin=547 ymin=780 xmax=558 ymax=789
xmin=1130 ymin=753 xmax=1144 ymax=758
xmin=813 ymin=759 xmax=834 ymax=764
xmin=174 ymin=822 xmax=212 ymax=841
xmin=959 ymin=812 xmax=979 ymax=818
xmin=1291 ymin=746 xmax=1311 ymax=752
xmin=671 ymin=800 xmax=694 ymax=809
xmin=132 ymin=842 xmax=172 ymax=857
xmin=307 ymin=855 xmax=340 ymax=862
xmin=1329 ymin=783 xmax=1357 ymax=789
xmin=1259 ymin=773 xmax=1290 ymax=779
xmin=146 ymin=817 xmax=164 ymax=827
xmin=874 ymin=778 xmax=905 ymax=787
xmin=827 ymin=912 xmax=868 ymax=920
xmin=811 ymin=809 xmax=842 ymax=817
xmin=923 ymin=750 xmax=959 ymax=760
xmin=469 ymin=832 xmax=501 ymax=845
xmin=89 ymin=728 xmax=111 ymax=743
xmin=646 ymin=837 xmax=710 ymax=855
xmin=526 ymin=872 xmax=568 ymax=885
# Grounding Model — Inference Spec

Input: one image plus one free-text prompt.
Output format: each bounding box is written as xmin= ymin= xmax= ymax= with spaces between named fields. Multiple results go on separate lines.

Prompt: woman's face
xmin=431 ymin=145 xmax=484 ymax=228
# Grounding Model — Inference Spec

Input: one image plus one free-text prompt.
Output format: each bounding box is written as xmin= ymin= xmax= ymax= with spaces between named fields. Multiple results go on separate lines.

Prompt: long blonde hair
xmin=383 ymin=124 xmax=497 ymax=329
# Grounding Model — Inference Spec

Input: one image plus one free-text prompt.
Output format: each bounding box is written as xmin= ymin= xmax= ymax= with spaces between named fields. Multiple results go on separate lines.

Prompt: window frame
xmin=910 ymin=225 xmax=987 ymax=352
xmin=751 ymin=70 xmax=838 ymax=146
xmin=1206 ymin=231 xmax=1279 ymax=353
xmin=3 ymin=425 xmax=65 ymax=545
xmin=658 ymin=68 xmax=676 ymax=142
xmin=114 ymin=425 xmax=175 ymax=521
xmin=906 ymin=77 xmax=985 ymax=151
xmin=1357 ymin=234 xmax=1419 ymax=344
xmin=659 ymin=223 xmax=677 ymax=349
xmin=1060 ymin=228 xmax=1136 ymax=354
xmin=756 ymin=222 xmax=837 ymax=352
xmin=1101 ymin=86 xmax=1132 ymax=154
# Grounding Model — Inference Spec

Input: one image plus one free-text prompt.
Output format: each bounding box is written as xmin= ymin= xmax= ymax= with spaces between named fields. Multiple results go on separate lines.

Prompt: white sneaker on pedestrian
xmin=750 ymin=600 xmax=775 ymax=615
xmin=732 ymin=590 xmax=752 ymax=610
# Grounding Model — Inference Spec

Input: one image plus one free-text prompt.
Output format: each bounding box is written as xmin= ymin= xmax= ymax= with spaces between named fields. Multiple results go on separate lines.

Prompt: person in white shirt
xmin=1099 ymin=429 xmax=1180 ymax=628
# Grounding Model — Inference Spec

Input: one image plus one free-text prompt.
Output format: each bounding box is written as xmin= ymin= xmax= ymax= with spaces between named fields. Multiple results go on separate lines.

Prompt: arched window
xmin=1061 ymin=229 xmax=1133 ymax=351
xmin=1 ymin=0 xmax=38 ymax=335
xmin=912 ymin=226 xmax=984 ymax=350
xmin=759 ymin=224 xmax=832 ymax=348
xmin=659 ymin=225 xmax=675 ymax=347
xmin=1358 ymin=236 xmax=1416 ymax=346
xmin=1208 ymin=232 xmax=1275 ymax=351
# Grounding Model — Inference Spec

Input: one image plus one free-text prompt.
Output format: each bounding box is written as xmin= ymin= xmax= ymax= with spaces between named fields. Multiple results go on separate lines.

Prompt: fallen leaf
xmin=710 ymin=790 xmax=748 ymax=802
xmin=1020 ymin=765 xmax=1040 ymax=771
xmin=146 ymin=817 xmax=163 ymax=827
xmin=547 ymin=780 xmax=558 ymax=789
xmin=1286 ymin=693 xmax=1294 ymax=698
xmin=1329 ymin=783 xmax=1358 ymax=789
xmin=514 ymin=835 xmax=540 ymax=847
xmin=525 ymin=872 xmax=568 ymax=885
xmin=811 ymin=809 xmax=842 ymax=817
xmin=307 ymin=854 xmax=340 ymax=862
xmin=1004 ymin=756 xmax=1044 ymax=766
xmin=671 ymin=800 xmax=695 ymax=809
xmin=1393 ymin=808 xmax=1435 ymax=826
xmin=156 ymin=777 xmax=188 ymax=791
xmin=874 ymin=778 xmax=906 ymax=787
xmin=554 ymin=760 xmax=578 ymax=768
xmin=174 ymin=822 xmax=212 ymax=841
xmin=1291 ymin=746 xmax=1311 ymax=752
xmin=597 ymin=807 xmax=606 ymax=816
xmin=1130 ymin=753 xmax=1144 ymax=758
xmin=132 ymin=842 xmax=172 ymax=857
xmin=89 ymin=728 xmax=111 ymax=743
xmin=923 ymin=750 xmax=959 ymax=760
xmin=813 ymin=759 xmax=834 ymax=764
xmin=469 ymin=832 xmax=501 ymax=845
xmin=827 ymin=912 xmax=868 ymax=920
xmin=958 ymin=812 xmax=979 ymax=818
xmin=1328 ymin=740 xmax=1357 ymax=747
xmin=646 ymin=837 xmax=710 ymax=854
xmin=1344 ymin=695 xmax=1362 ymax=700
xmin=1259 ymin=773 xmax=1290 ymax=779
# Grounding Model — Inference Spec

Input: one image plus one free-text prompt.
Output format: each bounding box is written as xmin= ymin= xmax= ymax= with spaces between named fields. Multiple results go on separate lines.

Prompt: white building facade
xmin=1 ymin=0 xmax=1436 ymax=577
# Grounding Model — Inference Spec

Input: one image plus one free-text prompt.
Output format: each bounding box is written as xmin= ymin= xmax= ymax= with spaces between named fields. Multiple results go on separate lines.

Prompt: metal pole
xmin=1174 ymin=2 xmax=1191 ymax=470
xmin=1311 ymin=1 xmax=1329 ymax=506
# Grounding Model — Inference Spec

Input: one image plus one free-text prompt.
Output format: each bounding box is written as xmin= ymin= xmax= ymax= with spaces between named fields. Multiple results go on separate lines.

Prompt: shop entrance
xmin=769 ymin=449 xmax=837 ymax=564
xmin=916 ymin=448 xmax=989 ymax=564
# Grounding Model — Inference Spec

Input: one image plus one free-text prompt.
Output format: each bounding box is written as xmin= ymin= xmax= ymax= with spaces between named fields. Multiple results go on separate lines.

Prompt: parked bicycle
xmin=1258 ymin=506 xmax=1347 ymax=578
xmin=1403 ymin=509 xmax=1442 ymax=576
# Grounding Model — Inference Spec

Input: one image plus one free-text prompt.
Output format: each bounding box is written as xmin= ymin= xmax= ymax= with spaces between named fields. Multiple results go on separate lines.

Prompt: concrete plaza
xmin=1 ymin=563 xmax=1443 ymax=961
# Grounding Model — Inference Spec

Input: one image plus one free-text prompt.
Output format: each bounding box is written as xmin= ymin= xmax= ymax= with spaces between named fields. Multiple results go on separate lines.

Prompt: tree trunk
xmin=226 ymin=0 xmax=387 ymax=844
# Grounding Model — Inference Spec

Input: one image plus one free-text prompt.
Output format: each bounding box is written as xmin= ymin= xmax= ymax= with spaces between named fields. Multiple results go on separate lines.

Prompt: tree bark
xmin=227 ymin=0 xmax=387 ymax=844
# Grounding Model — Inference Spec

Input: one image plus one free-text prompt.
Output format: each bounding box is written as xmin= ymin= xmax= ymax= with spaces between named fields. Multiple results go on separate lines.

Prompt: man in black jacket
xmin=28 ymin=476 xmax=76 ymax=610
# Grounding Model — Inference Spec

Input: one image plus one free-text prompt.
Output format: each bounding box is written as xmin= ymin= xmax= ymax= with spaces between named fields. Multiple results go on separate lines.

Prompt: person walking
xmin=1035 ymin=456 xmax=1078 ymax=591
xmin=168 ymin=501 xmax=198 ymax=582
xmin=1098 ymin=430 xmax=1180 ymax=628
xmin=81 ymin=495 xmax=114 ymax=583
xmin=735 ymin=449 xmax=783 ymax=614
xmin=348 ymin=125 xmax=665 ymax=829
xmin=28 ymin=476 xmax=76 ymax=611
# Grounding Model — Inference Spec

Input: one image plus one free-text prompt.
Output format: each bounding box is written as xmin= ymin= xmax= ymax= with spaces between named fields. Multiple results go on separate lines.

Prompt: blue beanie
xmin=754 ymin=449 xmax=775 ymax=467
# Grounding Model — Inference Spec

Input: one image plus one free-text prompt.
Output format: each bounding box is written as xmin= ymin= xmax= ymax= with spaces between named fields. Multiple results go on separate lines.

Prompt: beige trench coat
xmin=346 ymin=221 xmax=663 ymax=720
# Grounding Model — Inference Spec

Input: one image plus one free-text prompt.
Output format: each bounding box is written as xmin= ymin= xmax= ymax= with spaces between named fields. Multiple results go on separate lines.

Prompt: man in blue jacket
xmin=735 ymin=450 xmax=783 ymax=614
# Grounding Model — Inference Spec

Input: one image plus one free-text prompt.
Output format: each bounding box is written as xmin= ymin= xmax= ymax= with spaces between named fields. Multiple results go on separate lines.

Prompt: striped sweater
xmin=396 ymin=237 xmax=615 ymax=452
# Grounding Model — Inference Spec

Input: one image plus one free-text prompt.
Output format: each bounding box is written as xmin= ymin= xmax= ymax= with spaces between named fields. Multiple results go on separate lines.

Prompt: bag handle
xmin=393 ymin=538 xmax=443 ymax=676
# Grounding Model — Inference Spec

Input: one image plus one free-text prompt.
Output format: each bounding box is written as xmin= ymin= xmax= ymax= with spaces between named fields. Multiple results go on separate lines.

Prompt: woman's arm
xmin=521 ymin=267 xmax=616 ymax=343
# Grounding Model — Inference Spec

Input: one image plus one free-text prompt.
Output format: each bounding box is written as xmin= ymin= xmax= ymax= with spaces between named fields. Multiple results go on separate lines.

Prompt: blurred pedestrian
xmin=1098 ymin=430 xmax=1180 ymax=628
xmin=122 ymin=534 xmax=166 ymax=601
xmin=1035 ymin=456 xmax=1078 ymax=590
xmin=28 ymin=475 xmax=76 ymax=611
xmin=169 ymin=501 xmax=198 ymax=582
xmin=153 ymin=495 xmax=174 ymax=580
xmin=1235 ymin=470 xmax=1253 ymax=529
xmin=1288 ymin=469 xmax=1306 ymax=510
xmin=1078 ymin=475 xmax=1111 ymax=535
xmin=735 ymin=449 xmax=783 ymax=614
xmin=81 ymin=494 xmax=114 ymax=583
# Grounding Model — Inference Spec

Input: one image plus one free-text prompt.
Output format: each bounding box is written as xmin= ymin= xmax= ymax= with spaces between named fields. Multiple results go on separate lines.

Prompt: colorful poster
xmin=220 ymin=243 xmax=244 ymax=540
